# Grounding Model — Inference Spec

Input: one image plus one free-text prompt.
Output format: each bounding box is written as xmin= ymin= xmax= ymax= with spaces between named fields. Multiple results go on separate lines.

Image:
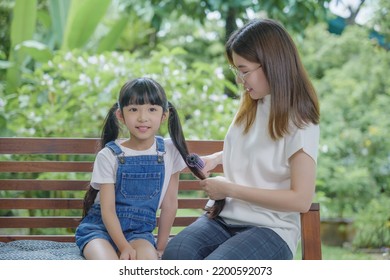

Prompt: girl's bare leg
xmin=130 ymin=239 xmax=158 ymax=260
xmin=83 ymin=238 xmax=119 ymax=260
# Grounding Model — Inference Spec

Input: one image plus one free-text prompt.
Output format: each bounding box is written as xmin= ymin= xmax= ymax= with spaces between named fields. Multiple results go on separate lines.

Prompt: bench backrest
xmin=0 ymin=137 xmax=321 ymax=259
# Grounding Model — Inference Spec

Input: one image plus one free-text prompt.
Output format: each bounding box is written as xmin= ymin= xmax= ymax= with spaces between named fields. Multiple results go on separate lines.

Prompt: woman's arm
xmin=200 ymin=149 xmax=316 ymax=213
xmin=100 ymin=184 xmax=136 ymax=259
xmin=201 ymin=151 xmax=223 ymax=176
xmin=156 ymin=171 xmax=179 ymax=256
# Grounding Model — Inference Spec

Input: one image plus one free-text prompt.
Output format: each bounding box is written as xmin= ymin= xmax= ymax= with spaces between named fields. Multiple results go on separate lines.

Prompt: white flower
xmin=88 ymin=56 xmax=98 ymax=64
xmin=216 ymin=104 xmax=224 ymax=112
xmin=215 ymin=67 xmax=224 ymax=79
xmin=77 ymin=57 xmax=87 ymax=68
xmin=64 ymin=52 xmax=73 ymax=61
xmin=79 ymin=73 xmax=91 ymax=85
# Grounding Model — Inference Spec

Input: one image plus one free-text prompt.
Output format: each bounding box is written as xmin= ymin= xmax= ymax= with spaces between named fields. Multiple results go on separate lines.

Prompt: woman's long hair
xmin=82 ymin=78 xmax=206 ymax=217
xmin=207 ymin=19 xmax=321 ymax=219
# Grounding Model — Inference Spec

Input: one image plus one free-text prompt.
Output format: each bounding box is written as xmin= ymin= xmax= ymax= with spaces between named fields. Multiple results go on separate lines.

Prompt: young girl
xmin=163 ymin=18 xmax=320 ymax=260
xmin=75 ymin=77 xmax=204 ymax=260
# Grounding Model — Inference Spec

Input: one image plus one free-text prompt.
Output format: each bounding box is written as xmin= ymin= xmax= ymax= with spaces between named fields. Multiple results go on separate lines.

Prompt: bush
xmin=2 ymin=45 xmax=238 ymax=140
xmin=352 ymin=197 xmax=390 ymax=248
xmin=299 ymin=24 xmax=390 ymax=219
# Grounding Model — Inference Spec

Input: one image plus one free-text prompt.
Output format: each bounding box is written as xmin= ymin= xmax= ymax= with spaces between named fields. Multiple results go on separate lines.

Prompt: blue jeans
xmin=162 ymin=214 xmax=293 ymax=260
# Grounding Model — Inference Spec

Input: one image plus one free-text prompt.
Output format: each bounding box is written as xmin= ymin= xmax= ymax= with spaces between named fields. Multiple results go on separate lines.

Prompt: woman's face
xmin=231 ymin=52 xmax=270 ymax=100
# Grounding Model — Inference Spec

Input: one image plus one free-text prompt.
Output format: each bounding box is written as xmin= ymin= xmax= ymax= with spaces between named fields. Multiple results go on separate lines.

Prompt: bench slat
xmin=0 ymin=235 xmax=76 ymax=243
xmin=0 ymin=138 xmax=100 ymax=154
xmin=0 ymin=161 xmax=94 ymax=173
xmin=0 ymin=198 xmax=208 ymax=210
xmin=0 ymin=216 xmax=198 ymax=229
xmin=0 ymin=162 xmax=223 ymax=174
xmin=0 ymin=217 xmax=81 ymax=228
xmin=0 ymin=179 xmax=216 ymax=191
xmin=0 ymin=138 xmax=223 ymax=155
xmin=0 ymin=198 xmax=83 ymax=209
xmin=0 ymin=179 xmax=90 ymax=191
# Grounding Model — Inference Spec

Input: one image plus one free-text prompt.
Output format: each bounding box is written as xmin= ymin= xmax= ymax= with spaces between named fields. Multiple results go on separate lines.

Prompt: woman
xmin=163 ymin=18 xmax=320 ymax=260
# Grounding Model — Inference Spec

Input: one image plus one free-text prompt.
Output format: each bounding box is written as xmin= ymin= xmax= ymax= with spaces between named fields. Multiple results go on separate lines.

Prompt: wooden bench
xmin=0 ymin=137 xmax=322 ymax=259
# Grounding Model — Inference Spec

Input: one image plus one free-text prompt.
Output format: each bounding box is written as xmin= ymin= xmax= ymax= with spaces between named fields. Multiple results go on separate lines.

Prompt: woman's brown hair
xmin=208 ymin=19 xmax=320 ymax=219
xmin=226 ymin=18 xmax=320 ymax=139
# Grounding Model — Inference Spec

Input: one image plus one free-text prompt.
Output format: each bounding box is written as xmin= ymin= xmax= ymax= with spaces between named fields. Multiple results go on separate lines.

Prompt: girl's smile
xmin=116 ymin=104 xmax=167 ymax=149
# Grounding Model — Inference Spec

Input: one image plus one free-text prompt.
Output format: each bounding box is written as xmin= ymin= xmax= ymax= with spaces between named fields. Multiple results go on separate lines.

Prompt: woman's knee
xmin=162 ymin=233 xmax=197 ymax=259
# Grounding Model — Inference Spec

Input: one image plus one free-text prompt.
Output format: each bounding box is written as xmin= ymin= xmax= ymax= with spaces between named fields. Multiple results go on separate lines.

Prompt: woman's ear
xmin=115 ymin=109 xmax=125 ymax=124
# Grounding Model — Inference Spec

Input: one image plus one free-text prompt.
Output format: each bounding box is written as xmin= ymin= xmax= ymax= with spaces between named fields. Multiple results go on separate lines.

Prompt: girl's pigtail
xmin=101 ymin=102 xmax=121 ymax=148
xmin=167 ymin=102 xmax=205 ymax=180
xmin=206 ymin=199 xmax=226 ymax=219
xmin=82 ymin=103 xmax=120 ymax=218
xmin=167 ymin=102 xmax=225 ymax=219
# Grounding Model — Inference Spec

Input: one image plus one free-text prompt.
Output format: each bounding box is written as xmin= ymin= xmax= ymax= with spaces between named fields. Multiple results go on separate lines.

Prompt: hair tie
xmin=185 ymin=153 xmax=205 ymax=170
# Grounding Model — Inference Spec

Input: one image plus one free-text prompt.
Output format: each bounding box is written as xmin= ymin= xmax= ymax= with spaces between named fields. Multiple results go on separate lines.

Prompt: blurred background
xmin=0 ymin=0 xmax=389 ymax=259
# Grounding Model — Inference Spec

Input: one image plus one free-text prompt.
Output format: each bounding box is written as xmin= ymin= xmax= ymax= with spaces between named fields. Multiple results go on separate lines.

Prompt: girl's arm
xmin=200 ymin=149 xmax=316 ymax=213
xmin=100 ymin=184 xmax=136 ymax=260
xmin=156 ymin=171 xmax=179 ymax=257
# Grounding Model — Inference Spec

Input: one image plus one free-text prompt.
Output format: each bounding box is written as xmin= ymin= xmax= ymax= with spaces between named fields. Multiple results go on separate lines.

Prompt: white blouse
xmin=219 ymin=94 xmax=320 ymax=256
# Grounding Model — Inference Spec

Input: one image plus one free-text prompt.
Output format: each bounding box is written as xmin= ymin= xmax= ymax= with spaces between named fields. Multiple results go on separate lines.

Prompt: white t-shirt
xmin=90 ymin=138 xmax=186 ymax=208
xmin=219 ymin=94 xmax=320 ymax=256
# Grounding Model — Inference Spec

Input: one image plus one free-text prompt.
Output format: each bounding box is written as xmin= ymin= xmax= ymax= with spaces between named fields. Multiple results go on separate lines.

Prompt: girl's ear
xmin=161 ymin=111 xmax=168 ymax=123
xmin=115 ymin=109 xmax=125 ymax=124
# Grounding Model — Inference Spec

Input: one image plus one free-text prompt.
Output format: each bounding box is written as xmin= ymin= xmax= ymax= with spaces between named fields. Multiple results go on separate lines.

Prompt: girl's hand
xmin=119 ymin=245 xmax=137 ymax=260
xmin=156 ymin=250 xmax=163 ymax=260
xmin=200 ymin=176 xmax=231 ymax=200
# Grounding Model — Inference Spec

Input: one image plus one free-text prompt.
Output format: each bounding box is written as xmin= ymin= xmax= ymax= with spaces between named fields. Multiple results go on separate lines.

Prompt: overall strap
xmin=105 ymin=141 xmax=123 ymax=155
xmin=155 ymin=136 xmax=166 ymax=163
xmin=106 ymin=138 xmax=165 ymax=163
xmin=105 ymin=141 xmax=125 ymax=163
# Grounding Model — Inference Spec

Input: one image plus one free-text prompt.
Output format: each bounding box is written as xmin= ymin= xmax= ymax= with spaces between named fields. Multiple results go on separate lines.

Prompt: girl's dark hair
xmin=83 ymin=77 xmax=206 ymax=217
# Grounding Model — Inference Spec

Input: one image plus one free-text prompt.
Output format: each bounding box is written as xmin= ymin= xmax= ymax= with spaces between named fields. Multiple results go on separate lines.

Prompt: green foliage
xmin=299 ymin=24 xmax=390 ymax=218
xmin=371 ymin=0 xmax=390 ymax=42
xmin=2 ymin=46 xmax=237 ymax=140
xmin=352 ymin=197 xmax=390 ymax=248
xmin=61 ymin=0 xmax=111 ymax=50
xmin=0 ymin=0 xmax=13 ymax=56
xmin=5 ymin=0 xmax=37 ymax=93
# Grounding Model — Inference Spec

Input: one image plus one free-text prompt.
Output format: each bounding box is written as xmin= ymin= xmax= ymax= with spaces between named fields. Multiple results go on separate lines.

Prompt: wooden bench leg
xmin=301 ymin=206 xmax=322 ymax=260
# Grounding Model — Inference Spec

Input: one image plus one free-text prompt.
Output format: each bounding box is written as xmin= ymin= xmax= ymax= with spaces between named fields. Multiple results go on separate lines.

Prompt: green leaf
xmin=5 ymin=0 xmax=37 ymax=93
xmin=14 ymin=40 xmax=53 ymax=62
xmin=0 ymin=60 xmax=14 ymax=69
xmin=96 ymin=17 xmax=128 ymax=53
xmin=48 ymin=0 xmax=71 ymax=48
xmin=9 ymin=0 xmax=37 ymax=47
xmin=62 ymin=0 xmax=111 ymax=50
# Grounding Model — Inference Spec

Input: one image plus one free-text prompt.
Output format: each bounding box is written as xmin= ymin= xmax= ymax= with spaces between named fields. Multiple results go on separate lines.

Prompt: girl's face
xmin=231 ymin=52 xmax=270 ymax=100
xmin=116 ymin=103 xmax=167 ymax=149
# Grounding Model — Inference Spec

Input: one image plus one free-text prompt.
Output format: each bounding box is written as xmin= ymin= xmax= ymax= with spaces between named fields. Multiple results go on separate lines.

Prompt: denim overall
xmin=75 ymin=137 xmax=165 ymax=253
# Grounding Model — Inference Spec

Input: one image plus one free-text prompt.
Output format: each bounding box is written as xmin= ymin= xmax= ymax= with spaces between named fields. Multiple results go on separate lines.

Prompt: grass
xmin=295 ymin=243 xmax=390 ymax=260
